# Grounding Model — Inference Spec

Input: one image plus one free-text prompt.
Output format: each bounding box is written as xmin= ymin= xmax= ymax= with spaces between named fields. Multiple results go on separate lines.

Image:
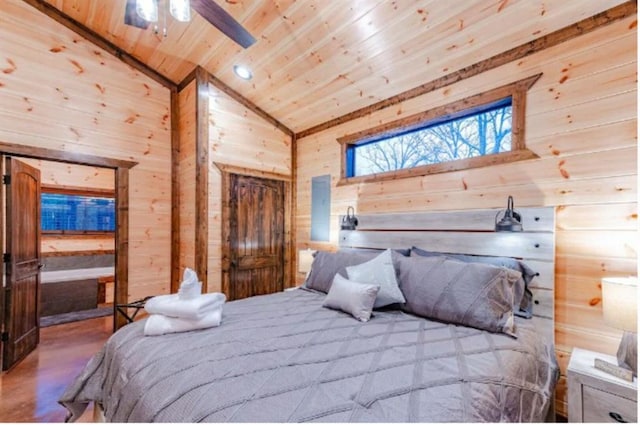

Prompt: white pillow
xmin=323 ymin=274 xmax=379 ymax=322
xmin=346 ymin=249 xmax=406 ymax=308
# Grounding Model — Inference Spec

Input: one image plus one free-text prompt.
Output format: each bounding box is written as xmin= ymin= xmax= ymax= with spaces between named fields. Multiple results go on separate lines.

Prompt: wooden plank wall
xmin=0 ymin=0 xmax=172 ymax=301
xmin=19 ymin=158 xmax=115 ymax=256
xmin=295 ymin=17 xmax=637 ymax=416
xmin=207 ymin=82 xmax=292 ymax=292
xmin=177 ymin=80 xmax=197 ymax=279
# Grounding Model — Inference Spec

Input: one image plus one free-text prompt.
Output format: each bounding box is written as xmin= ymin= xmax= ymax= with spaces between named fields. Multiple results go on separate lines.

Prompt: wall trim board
xmin=20 ymin=0 xmax=176 ymax=90
xmin=295 ymin=1 xmax=637 ymax=139
xmin=195 ymin=67 xmax=210 ymax=292
xmin=335 ymin=74 xmax=541 ymax=185
xmin=207 ymin=72 xmax=294 ymax=138
xmin=180 ymin=67 xmax=293 ymax=139
xmin=0 ymin=141 xmax=132 ymax=332
xmin=213 ymin=162 xmax=292 ymax=182
xmin=41 ymin=249 xmax=115 ymax=257
xmin=42 ymin=233 xmax=114 ymax=240
xmin=290 ymin=133 xmax=298 ymax=287
xmin=0 ymin=142 xmax=138 ymax=170
xmin=170 ymin=87 xmax=181 ymax=293
xmin=41 ymin=184 xmax=115 ymax=197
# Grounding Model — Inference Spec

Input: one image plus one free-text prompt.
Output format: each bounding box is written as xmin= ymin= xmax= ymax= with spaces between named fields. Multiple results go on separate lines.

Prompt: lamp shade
xmin=298 ymin=249 xmax=315 ymax=274
xmin=602 ymin=277 xmax=638 ymax=332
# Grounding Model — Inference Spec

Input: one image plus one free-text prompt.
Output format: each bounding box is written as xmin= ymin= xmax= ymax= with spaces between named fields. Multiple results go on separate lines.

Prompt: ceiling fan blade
xmin=191 ymin=0 xmax=256 ymax=49
xmin=124 ymin=0 xmax=150 ymax=29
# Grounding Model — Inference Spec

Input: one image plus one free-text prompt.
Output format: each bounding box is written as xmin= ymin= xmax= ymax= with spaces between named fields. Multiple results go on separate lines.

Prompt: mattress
xmin=60 ymin=288 xmax=559 ymax=422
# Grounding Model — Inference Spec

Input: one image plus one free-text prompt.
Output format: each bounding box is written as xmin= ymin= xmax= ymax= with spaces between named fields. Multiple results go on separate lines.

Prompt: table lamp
xmin=599 ymin=277 xmax=637 ymax=380
xmin=298 ymin=249 xmax=315 ymax=277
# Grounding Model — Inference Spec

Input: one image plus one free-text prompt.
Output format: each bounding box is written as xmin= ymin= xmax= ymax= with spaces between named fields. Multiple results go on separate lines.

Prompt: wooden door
xmin=2 ymin=157 xmax=41 ymax=371
xmin=229 ymin=174 xmax=284 ymax=300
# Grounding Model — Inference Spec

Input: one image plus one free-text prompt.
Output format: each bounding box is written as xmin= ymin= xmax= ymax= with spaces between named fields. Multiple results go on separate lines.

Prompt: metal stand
xmin=116 ymin=296 xmax=153 ymax=323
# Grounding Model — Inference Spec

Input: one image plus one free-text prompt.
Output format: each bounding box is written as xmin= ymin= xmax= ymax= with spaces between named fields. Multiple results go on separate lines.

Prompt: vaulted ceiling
xmin=41 ymin=0 xmax=627 ymax=132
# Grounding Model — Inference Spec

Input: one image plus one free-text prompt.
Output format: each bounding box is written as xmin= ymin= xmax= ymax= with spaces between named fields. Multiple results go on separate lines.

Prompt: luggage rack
xmin=116 ymin=296 xmax=153 ymax=323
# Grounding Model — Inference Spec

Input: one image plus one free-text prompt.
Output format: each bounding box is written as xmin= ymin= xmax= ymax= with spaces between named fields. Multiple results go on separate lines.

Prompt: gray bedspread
xmin=60 ymin=288 xmax=559 ymax=422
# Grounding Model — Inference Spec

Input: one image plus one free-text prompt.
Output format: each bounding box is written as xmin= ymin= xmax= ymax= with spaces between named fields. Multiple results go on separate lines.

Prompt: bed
xmin=60 ymin=207 xmax=559 ymax=422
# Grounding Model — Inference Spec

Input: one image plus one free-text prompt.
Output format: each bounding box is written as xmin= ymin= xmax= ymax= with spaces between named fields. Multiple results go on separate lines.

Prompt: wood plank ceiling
xmin=40 ymin=0 xmax=627 ymax=132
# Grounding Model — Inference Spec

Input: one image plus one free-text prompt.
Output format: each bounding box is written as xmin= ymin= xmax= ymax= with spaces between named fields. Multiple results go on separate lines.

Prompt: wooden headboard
xmin=338 ymin=207 xmax=555 ymax=343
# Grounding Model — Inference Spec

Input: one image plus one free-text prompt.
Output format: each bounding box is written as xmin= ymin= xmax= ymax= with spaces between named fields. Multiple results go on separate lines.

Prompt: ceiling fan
xmin=124 ymin=0 xmax=256 ymax=48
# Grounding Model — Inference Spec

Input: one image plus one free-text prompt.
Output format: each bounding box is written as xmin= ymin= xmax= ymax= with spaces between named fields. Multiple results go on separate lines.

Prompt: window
xmin=41 ymin=190 xmax=115 ymax=234
xmin=338 ymin=74 xmax=541 ymax=185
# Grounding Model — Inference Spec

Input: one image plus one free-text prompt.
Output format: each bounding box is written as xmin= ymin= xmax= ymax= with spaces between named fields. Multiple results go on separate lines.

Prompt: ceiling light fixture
xmin=136 ymin=0 xmax=191 ymax=37
xmin=169 ymin=0 xmax=191 ymax=22
xmin=233 ymin=65 xmax=253 ymax=80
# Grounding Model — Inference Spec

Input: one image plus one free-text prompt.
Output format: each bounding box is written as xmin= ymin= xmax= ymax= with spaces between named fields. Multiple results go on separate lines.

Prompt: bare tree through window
xmin=353 ymin=104 xmax=512 ymax=176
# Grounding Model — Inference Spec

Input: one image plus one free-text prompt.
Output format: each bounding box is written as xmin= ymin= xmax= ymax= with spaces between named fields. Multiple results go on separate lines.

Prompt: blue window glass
xmin=41 ymin=193 xmax=115 ymax=232
xmin=348 ymin=97 xmax=512 ymax=177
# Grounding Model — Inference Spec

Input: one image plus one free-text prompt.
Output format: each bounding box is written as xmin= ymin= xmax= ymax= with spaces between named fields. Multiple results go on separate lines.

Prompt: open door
xmin=1 ymin=157 xmax=41 ymax=371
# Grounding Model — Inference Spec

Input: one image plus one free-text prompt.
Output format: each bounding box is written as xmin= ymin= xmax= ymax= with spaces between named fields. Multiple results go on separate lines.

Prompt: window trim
xmin=41 ymin=185 xmax=116 ymax=236
xmin=336 ymin=74 xmax=541 ymax=186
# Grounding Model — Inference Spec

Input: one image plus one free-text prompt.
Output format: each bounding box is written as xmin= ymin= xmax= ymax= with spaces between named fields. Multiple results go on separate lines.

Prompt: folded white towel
xmin=144 ymin=292 xmax=226 ymax=320
xmin=144 ymin=309 xmax=222 ymax=336
xmin=178 ymin=268 xmax=202 ymax=300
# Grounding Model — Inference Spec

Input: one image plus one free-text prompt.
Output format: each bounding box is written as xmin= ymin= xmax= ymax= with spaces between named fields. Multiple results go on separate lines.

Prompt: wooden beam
xmin=20 ymin=0 xmax=176 ymax=89
xmin=194 ymin=67 xmax=209 ymax=291
xmin=207 ymin=73 xmax=294 ymax=137
xmin=170 ymin=87 xmax=181 ymax=293
xmin=178 ymin=67 xmax=198 ymax=92
xmin=0 ymin=141 xmax=137 ymax=169
xmin=296 ymin=1 xmax=637 ymax=139
xmin=114 ymin=167 xmax=129 ymax=331
xmin=290 ymin=133 xmax=297 ymax=287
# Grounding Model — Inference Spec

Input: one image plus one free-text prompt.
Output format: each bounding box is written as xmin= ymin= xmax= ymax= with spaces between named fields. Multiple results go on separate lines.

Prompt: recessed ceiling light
xmin=233 ymin=65 xmax=253 ymax=80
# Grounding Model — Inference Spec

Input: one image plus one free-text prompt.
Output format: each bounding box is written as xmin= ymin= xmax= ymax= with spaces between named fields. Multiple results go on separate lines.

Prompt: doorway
xmin=34 ymin=161 xmax=116 ymax=329
xmin=0 ymin=142 xmax=135 ymax=371
xmin=227 ymin=173 xmax=285 ymax=300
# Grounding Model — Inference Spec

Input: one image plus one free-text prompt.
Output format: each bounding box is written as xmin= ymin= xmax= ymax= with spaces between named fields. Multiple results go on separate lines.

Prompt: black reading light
xmin=340 ymin=206 xmax=358 ymax=230
xmin=495 ymin=196 xmax=523 ymax=232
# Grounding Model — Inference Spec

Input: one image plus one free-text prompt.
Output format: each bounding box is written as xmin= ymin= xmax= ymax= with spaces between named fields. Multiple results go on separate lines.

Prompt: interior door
xmin=229 ymin=174 xmax=284 ymax=300
xmin=2 ymin=157 xmax=41 ymax=371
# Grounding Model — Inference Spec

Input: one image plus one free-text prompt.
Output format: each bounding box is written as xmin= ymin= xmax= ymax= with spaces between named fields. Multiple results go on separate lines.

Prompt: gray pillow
xmin=304 ymin=250 xmax=378 ymax=293
xmin=346 ymin=249 xmax=406 ymax=308
xmin=411 ymin=246 xmax=535 ymax=318
xmin=396 ymin=255 xmax=521 ymax=336
xmin=322 ymin=274 xmax=380 ymax=322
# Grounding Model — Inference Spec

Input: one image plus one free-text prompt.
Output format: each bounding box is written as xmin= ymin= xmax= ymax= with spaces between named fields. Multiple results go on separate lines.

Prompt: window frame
xmin=41 ymin=185 xmax=116 ymax=236
xmin=337 ymin=74 xmax=541 ymax=185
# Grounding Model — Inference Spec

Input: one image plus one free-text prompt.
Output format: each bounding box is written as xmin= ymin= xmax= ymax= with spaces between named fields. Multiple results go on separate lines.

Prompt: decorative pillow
xmin=304 ymin=250 xmax=378 ymax=293
xmin=395 ymin=255 xmax=521 ymax=336
xmin=322 ymin=274 xmax=380 ymax=322
xmin=411 ymin=246 xmax=535 ymax=318
xmin=346 ymin=249 xmax=406 ymax=308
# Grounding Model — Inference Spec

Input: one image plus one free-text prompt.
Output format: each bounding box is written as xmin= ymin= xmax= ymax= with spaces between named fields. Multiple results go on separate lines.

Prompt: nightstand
xmin=568 ymin=348 xmax=637 ymax=423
